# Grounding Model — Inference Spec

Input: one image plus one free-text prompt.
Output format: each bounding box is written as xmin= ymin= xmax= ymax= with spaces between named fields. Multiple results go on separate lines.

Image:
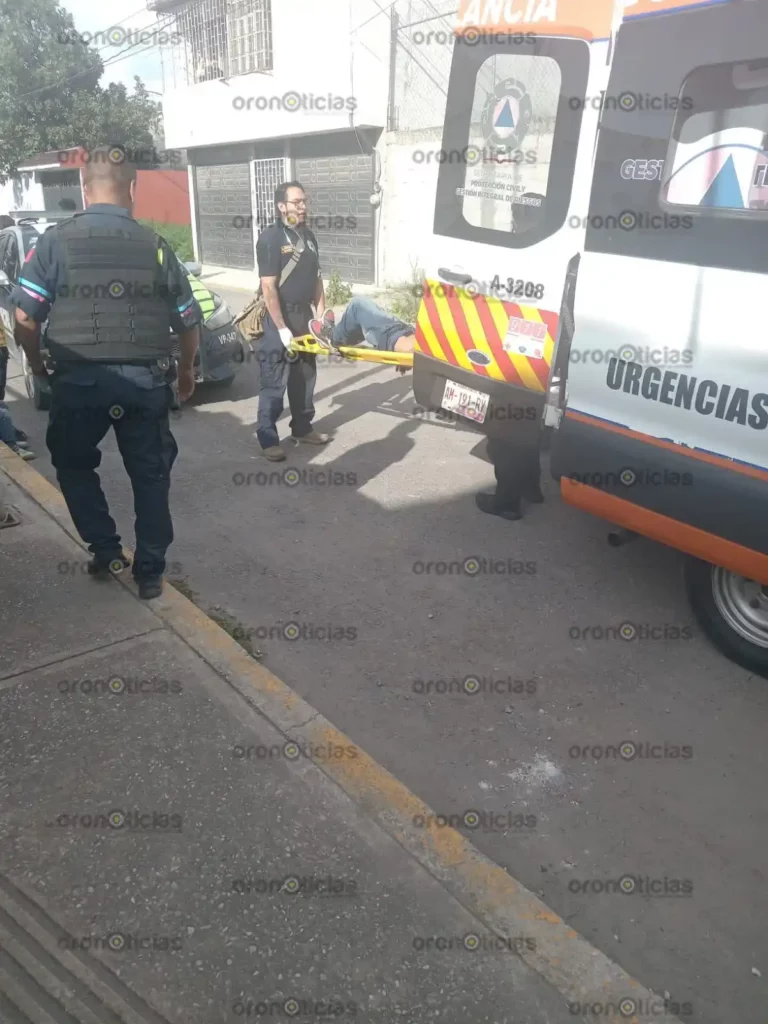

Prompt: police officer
xmin=255 ymin=180 xmax=331 ymax=461
xmin=11 ymin=146 xmax=201 ymax=599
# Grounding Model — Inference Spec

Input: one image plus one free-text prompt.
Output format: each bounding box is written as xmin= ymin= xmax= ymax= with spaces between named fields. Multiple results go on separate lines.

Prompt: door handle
xmin=437 ymin=268 xmax=473 ymax=286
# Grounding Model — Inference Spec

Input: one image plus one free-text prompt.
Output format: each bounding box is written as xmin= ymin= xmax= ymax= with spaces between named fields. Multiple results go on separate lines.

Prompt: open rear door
xmin=413 ymin=0 xmax=615 ymax=438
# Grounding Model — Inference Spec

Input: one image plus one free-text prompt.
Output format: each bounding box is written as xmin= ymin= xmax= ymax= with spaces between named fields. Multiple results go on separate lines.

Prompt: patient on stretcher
xmin=309 ymin=298 xmax=416 ymax=354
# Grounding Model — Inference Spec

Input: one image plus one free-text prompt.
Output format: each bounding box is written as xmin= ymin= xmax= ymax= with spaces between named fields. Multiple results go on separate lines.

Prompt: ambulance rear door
xmin=412 ymin=0 xmax=616 ymax=438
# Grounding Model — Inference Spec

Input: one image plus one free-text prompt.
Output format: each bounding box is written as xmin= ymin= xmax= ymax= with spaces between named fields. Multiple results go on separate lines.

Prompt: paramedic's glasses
xmin=286 ymin=199 xmax=308 ymax=207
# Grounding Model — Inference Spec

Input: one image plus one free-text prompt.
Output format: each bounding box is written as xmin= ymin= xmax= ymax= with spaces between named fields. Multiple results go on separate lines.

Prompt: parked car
xmin=0 ymin=219 xmax=242 ymax=410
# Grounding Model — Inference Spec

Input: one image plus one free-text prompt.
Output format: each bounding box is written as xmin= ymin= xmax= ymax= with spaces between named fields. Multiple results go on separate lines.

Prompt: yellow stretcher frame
xmin=290 ymin=335 xmax=414 ymax=368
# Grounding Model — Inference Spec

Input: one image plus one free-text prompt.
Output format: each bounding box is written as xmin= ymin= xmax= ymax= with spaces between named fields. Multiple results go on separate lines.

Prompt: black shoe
xmin=475 ymin=492 xmax=522 ymax=521
xmin=87 ymin=554 xmax=130 ymax=577
xmin=14 ymin=428 xmax=28 ymax=444
xmin=137 ymin=576 xmax=163 ymax=600
xmin=523 ymin=485 xmax=544 ymax=504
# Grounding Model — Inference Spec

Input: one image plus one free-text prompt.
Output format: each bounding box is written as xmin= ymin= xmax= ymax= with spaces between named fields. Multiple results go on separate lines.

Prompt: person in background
xmin=0 ymin=215 xmax=15 ymax=404
xmin=254 ymin=181 xmax=331 ymax=462
xmin=0 ymin=402 xmax=35 ymax=459
xmin=475 ymin=193 xmax=547 ymax=521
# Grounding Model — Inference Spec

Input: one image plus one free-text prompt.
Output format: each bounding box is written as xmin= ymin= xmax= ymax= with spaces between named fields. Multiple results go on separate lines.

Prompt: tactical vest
xmin=45 ymin=215 xmax=173 ymax=364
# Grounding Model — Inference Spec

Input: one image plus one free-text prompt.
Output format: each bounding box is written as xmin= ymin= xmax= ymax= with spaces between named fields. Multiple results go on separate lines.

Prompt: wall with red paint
xmin=133 ymin=170 xmax=190 ymax=225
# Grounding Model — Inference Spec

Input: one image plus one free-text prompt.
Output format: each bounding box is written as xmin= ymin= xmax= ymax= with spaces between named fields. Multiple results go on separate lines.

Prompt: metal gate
xmin=195 ymin=163 xmax=253 ymax=268
xmin=252 ymin=157 xmax=287 ymax=237
xmin=294 ymin=155 xmax=374 ymax=284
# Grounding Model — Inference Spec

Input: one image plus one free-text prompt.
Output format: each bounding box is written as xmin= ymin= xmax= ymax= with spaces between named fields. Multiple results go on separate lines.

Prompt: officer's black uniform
xmin=11 ymin=204 xmax=201 ymax=581
xmin=254 ymin=221 xmax=320 ymax=449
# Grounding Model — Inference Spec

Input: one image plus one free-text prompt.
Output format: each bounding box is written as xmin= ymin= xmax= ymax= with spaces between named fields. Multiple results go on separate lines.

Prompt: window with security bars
xmin=174 ymin=0 xmax=272 ymax=85
xmin=253 ymin=158 xmax=288 ymax=234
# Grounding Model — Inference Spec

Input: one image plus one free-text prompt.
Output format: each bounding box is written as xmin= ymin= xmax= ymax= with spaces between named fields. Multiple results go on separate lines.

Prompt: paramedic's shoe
xmin=475 ymin=492 xmax=522 ymax=521
xmin=262 ymin=445 xmax=287 ymax=462
xmin=138 ymin=576 xmax=163 ymax=600
xmin=292 ymin=431 xmax=331 ymax=445
xmin=8 ymin=443 xmax=36 ymax=461
xmin=87 ymin=553 xmax=131 ymax=577
xmin=14 ymin=427 xmax=28 ymax=444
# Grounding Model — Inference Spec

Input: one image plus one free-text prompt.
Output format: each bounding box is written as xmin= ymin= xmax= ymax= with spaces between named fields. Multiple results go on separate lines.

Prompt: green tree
xmin=0 ymin=0 xmax=161 ymax=182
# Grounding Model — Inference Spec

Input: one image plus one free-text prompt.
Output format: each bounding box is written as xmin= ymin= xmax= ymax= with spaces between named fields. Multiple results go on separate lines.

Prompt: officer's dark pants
xmin=46 ymin=369 xmax=178 ymax=580
xmin=487 ymin=424 xmax=542 ymax=508
xmin=255 ymin=316 xmax=316 ymax=449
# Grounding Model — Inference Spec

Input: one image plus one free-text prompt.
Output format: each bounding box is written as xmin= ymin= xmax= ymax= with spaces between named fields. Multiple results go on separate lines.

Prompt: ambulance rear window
xmin=433 ymin=34 xmax=589 ymax=249
xmin=458 ymin=54 xmax=561 ymax=233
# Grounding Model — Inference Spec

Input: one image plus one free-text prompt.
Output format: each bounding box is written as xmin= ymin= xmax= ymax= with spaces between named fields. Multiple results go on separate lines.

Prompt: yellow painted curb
xmin=0 ymin=446 xmax=679 ymax=1024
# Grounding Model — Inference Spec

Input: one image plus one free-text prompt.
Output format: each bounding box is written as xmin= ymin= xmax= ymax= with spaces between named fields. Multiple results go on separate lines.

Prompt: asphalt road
xmin=4 ymin=284 xmax=766 ymax=1023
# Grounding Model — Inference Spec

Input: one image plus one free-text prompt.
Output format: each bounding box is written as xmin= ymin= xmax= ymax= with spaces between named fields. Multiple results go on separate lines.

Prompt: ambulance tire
xmin=684 ymin=557 xmax=768 ymax=680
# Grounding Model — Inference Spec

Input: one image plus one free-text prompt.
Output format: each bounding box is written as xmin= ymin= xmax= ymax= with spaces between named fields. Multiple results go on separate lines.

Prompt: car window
xmin=19 ymin=226 xmax=41 ymax=261
xmin=0 ymin=233 xmax=10 ymax=279
xmin=2 ymin=235 xmax=19 ymax=281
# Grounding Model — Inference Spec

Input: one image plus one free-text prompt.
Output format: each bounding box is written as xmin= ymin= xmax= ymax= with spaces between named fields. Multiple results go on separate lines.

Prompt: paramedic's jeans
xmin=46 ymin=366 xmax=178 ymax=580
xmin=256 ymin=318 xmax=316 ymax=448
xmin=332 ymin=297 xmax=413 ymax=351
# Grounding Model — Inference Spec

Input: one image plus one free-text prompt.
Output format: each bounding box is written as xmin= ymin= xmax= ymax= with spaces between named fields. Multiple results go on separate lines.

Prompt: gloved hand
xmin=278 ymin=327 xmax=294 ymax=352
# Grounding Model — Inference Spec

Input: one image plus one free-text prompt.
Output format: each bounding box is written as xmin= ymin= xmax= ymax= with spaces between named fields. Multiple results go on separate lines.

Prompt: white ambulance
xmin=413 ymin=0 xmax=768 ymax=676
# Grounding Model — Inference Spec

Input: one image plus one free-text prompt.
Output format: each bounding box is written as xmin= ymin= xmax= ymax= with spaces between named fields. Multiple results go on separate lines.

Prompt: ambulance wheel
xmin=22 ymin=351 xmax=51 ymax=411
xmin=684 ymin=557 xmax=768 ymax=679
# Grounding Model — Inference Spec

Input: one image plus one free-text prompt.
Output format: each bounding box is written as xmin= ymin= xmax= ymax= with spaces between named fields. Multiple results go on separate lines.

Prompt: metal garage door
xmin=195 ymin=163 xmax=253 ymax=269
xmin=294 ymin=155 xmax=374 ymax=284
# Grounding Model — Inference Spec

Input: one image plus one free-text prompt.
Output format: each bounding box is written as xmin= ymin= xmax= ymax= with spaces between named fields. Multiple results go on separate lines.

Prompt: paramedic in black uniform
xmin=254 ymin=181 xmax=331 ymax=461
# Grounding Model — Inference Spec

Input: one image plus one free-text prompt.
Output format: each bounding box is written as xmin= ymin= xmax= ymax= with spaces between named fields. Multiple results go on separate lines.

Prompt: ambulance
xmin=413 ymin=0 xmax=768 ymax=676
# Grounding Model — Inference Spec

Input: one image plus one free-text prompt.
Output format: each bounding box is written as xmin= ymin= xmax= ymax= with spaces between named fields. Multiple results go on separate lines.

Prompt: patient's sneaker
xmin=308 ymin=310 xmax=337 ymax=348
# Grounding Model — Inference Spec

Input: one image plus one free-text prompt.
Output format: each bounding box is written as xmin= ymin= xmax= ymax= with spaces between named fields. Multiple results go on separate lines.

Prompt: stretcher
xmin=290 ymin=335 xmax=414 ymax=368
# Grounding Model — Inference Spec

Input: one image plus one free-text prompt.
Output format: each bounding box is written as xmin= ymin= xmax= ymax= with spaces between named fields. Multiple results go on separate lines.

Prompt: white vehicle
xmin=414 ymin=0 xmax=768 ymax=676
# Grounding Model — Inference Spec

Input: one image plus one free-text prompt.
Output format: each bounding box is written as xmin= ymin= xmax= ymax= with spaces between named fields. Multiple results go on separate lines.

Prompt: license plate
xmin=441 ymin=379 xmax=490 ymax=424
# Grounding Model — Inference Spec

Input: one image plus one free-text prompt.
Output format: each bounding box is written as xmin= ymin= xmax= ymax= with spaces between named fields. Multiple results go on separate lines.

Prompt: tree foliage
xmin=0 ymin=0 xmax=161 ymax=181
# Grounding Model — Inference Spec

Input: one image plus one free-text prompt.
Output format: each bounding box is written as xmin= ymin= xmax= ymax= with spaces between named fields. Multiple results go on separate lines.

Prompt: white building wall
xmin=162 ymin=0 xmax=389 ymax=150
xmin=0 ymin=174 xmax=45 ymax=217
xmin=377 ymin=131 xmax=442 ymax=286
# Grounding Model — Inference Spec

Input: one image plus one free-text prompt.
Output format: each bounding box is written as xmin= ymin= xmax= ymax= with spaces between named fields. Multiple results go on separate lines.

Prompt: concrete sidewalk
xmin=0 ymin=450 xmax=676 ymax=1024
xmin=200 ymin=263 xmax=383 ymax=299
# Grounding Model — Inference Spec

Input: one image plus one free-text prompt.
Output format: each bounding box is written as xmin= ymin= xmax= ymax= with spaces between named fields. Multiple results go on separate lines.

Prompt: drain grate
xmin=0 ymin=874 xmax=174 ymax=1024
